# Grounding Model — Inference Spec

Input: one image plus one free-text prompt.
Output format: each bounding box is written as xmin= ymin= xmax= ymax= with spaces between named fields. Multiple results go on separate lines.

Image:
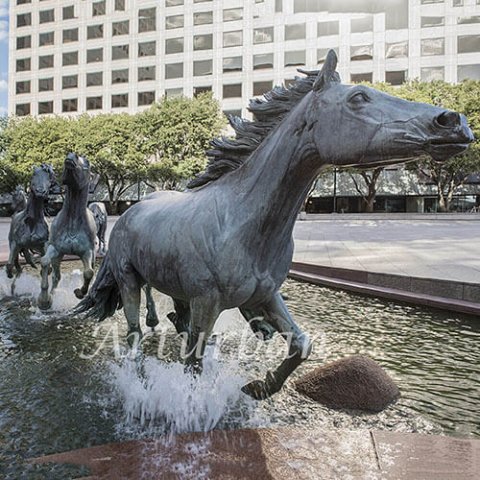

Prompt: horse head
xmin=308 ymin=50 xmax=474 ymax=169
xmin=11 ymin=186 xmax=27 ymax=212
xmin=62 ymin=153 xmax=91 ymax=191
xmin=30 ymin=164 xmax=56 ymax=199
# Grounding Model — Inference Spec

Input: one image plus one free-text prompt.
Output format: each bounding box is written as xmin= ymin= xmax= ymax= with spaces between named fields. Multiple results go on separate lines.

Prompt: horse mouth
xmin=425 ymin=140 xmax=472 ymax=162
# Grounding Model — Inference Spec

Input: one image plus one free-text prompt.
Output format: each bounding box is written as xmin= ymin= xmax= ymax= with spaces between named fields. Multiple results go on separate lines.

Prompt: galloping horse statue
xmin=38 ymin=153 xmax=97 ymax=310
xmin=76 ymin=51 xmax=473 ymax=399
xmin=11 ymin=186 xmax=27 ymax=214
xmin=88 ymin=202 xmax=108 ymax=255
xmin=7 ymin=164 xmax=57 ymax=280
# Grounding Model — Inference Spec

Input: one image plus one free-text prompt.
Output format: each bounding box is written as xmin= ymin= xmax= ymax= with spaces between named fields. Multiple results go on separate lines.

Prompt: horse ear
xmin=313 ymin=49 xmax=340 ymax=92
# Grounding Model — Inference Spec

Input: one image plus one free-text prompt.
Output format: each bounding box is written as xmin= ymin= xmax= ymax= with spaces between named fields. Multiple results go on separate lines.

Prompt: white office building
xmin=8 ymin=0 xmax=480 ymax=117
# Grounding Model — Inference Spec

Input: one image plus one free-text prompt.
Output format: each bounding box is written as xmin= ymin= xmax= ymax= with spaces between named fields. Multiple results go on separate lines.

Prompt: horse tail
xmin=73 ymin=254 xmax=122 ymax=321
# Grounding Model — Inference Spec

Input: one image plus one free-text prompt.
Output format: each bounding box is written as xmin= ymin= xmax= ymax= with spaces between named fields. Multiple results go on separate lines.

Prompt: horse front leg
xmin=6 ymin=241 xmax=20 ymax=279
xmin=38 ymin=245 xmax=59 ymax=310
xmin=51 ymin=254 xmax=64 ymax=292
xmin=143 ymin=284 xmax=159 ymax=329
xmin=241 ymin=292 xmax=312 ymax=400
xmin=185 ymin=296 xmax=220 ymax=374
xmin=74 ymin=250 xmax=95 ymax=299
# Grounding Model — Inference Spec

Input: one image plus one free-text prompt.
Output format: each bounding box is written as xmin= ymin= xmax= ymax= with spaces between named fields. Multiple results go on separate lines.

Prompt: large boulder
xmin=294 ymin=355 xmax=400 ymax=412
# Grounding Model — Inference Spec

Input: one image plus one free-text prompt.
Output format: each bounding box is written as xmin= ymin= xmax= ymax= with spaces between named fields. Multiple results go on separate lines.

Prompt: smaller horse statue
xmin=38 ymin=153 xmax=97 ymax=310
xmin=88 ymin=202 xmax=108 ymax=255
xmin=7 ymin=164 xmax=57 ymax=282
xmin=11 ymin=186 xmax=27 ymax=214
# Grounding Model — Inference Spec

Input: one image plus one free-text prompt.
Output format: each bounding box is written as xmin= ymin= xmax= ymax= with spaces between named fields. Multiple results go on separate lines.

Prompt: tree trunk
xmin=438 ymin=192 xmax=447 ymax=212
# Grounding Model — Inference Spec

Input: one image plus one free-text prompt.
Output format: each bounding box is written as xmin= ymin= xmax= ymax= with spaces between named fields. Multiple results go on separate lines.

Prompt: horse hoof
xmin=74 ymin=288 xmax=85 ymax=299
xmin=127 ymin=328 xmax=143 ymax=348
xmin=146 ymin=316 xmax=159 ymax=329
xmin=241 ymin=372 xmax=279 ymax=400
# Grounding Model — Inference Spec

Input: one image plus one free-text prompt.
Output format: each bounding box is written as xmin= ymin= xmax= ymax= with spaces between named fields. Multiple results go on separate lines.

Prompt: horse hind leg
xmin=240 ymin=308 xmax=276 ymax=341
xmin=167 ymin=298 xmax=190 ymax=334
xmin=119 ymin=271 xmax=143 ymax=347
xmin=143 ymin=284 xmax=159 ymax=329
xmin=51 ymin=254 xmax=64 ymax=292
xmin=241 ymin=292 xmax=312 ymax=400
xmin=74 ymin=250 xmax=95 ymax=299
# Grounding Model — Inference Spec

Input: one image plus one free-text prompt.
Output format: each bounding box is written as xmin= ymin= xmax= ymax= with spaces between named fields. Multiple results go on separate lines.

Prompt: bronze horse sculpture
xmin=76 ymin=51 xmax=473 ymax=399
xmin=88 ymin=202 xmax=108 ymax=255
xmin=38 ymin=153 xmax=97 ymax=310
xmin=11 ymin=186 xmax=27 ymax=214
xmin=7 ymin=164 xmax=57 ymax=281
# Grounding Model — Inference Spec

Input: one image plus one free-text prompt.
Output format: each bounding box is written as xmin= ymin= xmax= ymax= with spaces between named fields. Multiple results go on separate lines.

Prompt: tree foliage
xmin=0 ymin=94 xmax=226 ymax=211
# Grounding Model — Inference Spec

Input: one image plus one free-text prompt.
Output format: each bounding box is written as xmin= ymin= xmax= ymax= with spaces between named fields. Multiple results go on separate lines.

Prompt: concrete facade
xmin=8 ymin=0 xmax=480 ymax=117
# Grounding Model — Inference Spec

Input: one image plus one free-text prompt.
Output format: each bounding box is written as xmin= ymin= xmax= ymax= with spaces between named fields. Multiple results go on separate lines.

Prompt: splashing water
xmin=108 ymin=348 xmax=259 ymax=437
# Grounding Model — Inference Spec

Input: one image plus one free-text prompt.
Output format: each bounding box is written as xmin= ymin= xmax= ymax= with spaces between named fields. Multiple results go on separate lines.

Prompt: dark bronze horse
xmin=76 ymin=51 xmax=473 ymax=399
xmin=38 ymin=153 xmax=97 ymax=310
xmin=7 ymin=164 xmax=57 ymax=281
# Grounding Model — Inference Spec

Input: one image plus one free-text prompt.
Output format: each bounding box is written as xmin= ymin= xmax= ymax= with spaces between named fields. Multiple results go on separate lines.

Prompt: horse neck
xmin=228 ymin=99 xmax=322 ymax=251
xmin=25 ymin=193 xmax=45 ymax=223
xmin=63 ymin=184 xmax=89 ymax=221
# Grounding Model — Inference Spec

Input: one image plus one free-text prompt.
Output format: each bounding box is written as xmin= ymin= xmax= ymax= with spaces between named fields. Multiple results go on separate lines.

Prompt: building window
xmin=16 ymin=80 xmax=31 ymax=94
xmin=139 ymin=8 xmax=156 ymax=33
xmin=138 ymin=91 xmax=155 ymax=106
xmin=38 ymin=101 xmax=53 ymax=115
xmin=63 ymin=6 xmax=75 ymax=20
xmin=351 ymin=16 xmax=373 ymax=33
xmin=317 ymin=48 xmax=338 ymax=64
xmin=254 ymin=53 xmax=273 ymax=70
xmin=421 ymin=67 xmax=444 ymax=82
xmin=138 ymin=66 xmax=155 ymax=81
xmin=350 ymin=45 xmax=373 ymax=61
xmin=194 ymin=34 xmax=213 ymax=50
xmin=166 ymin=15 xmax=184 ymax=29
xmin=113 ymin=20 xmax=129 ymax=36
xmin=39 ymin=54 xmax=54 ymax=69
xmin=17 ymin=36 xmax=31 ymax=49
xmin=62 ymin=74 xmax=78 ymax=89
xmin=16 ymin=58 xmax=31 ymax=72
xmin=16 ymin=103 xmax=30 ymax=116
xmin=62 ymin=51 xmax=78 ymax=66
xmin=39 ymin=9 xmax=54 ymax=24
xmin=138 ymin=41 xmax=156 ymax=57
xmin=112 ymin=44 xmax=129 ymax=60
xmin=87 ymin=96 xmax=103 ymax=110
xmin=87 ymin=72 xmax=103 ymax=86
xmin=112 ymin=94 xmax=128 ymax=108
xmin=253 ymin=81 xmax=273 ymax=96
xmin=17 ymin=13 xmax=31 ymax=28
xmin=458 ymin=64 xmax=480 ymax=81
xmin=458 ymin=16 xmax=480 ymax=25
xmin=115 ymin=0 xmax=125 ymax=11
xmin=62 ymin=99 xmax=78 ymax=112
xmin=285 ymin=50 xmax=306 ymax=67
xmin=63 ymin=28 xmax=79 ymax=43
xmin=458 ymin=35 xmax=480 ymax=54
xmin=17 ymin=0 xmax=32 ymax=4
xmin=318 ymin=21 xmax=339 ymax=36
xmin=385 ymin=41 xmax=408 ymax=59
xmin=421 ymin=16 xmax=445 ymax=28
xmin=223 ymin=31 xmax=242 ymax=47
xmin=223 ymin=8 xmax=242 ymax=22
xmin=194 ymin=59 xmax=213 ymax=76
xmin=112 ymin=69 xmax=129 ymax=84
xmin=93 ymin=1 xmax=106 ymax=16
xmin=39 ymin=77 xmax=54 ymax=92
xmin=420 ymin=0 xmax=444 ymax=3
xmin=39 ymin=32 xmax=54 ymax=46
xmin=253 ymin=27 xmax=274 ymax=44
xmin=87 ymin=25 xmax=104 ymax=40
xmin=194 ymin=11 xmax=213 ymax=25
xmin=285 ymin=23 xmax=306 ymax=41
xmin=165 ymin=63 xmax=184 ymax=79
xmin=223 ymin=56 xmax=242 ymax=73
xmin=194 ymin=86 xmax=212 ymax=96
xmin=87 ymin=48 xmax=103 ymax=63
xmin=351 ymin=72 xmax=373 ymax=83
xmin=386 ymin=70 xmax=406 ymax=85
xmin=165 ymin=88 xmax=183 ymax=97
xmin=166 ymin=0 xmax=183 ymax=5
xmin=421 ymin=38 xmax=445 ymax=56
xmin=166 ymin=37 xmax=184 ymax=54
xmin=223 ymin=84 xmax=242 ymax=98
xmin=453 ymin=0 xmax=463 ymax=5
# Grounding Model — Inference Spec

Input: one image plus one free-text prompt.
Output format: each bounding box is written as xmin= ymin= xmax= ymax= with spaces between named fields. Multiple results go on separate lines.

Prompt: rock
xmin=294 ymin=355 xmax=400 ymax=413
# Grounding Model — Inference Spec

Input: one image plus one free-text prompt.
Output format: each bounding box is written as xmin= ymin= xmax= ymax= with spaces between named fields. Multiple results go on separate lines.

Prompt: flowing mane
xmin=188 ymin=68 xmax=330 ymax=189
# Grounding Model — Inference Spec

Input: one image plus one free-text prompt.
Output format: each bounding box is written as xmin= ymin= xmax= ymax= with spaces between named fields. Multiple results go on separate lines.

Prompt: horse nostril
xmin=435 ymin=111 xmax=460 ymax=128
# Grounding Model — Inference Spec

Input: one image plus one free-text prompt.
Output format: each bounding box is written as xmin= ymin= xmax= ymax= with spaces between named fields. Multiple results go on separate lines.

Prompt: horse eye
xmin=349 ymin=92 xmax=369 ymax=105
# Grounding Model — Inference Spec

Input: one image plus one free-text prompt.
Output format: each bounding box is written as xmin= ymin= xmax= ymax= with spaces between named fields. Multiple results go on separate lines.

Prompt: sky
xmin=0 ymin=0 xmax=8 ymax=116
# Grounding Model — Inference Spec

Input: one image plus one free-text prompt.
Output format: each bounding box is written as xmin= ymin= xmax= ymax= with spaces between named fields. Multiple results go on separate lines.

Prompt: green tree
xmin=136 ymin=93 xmax=226 ymax=189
